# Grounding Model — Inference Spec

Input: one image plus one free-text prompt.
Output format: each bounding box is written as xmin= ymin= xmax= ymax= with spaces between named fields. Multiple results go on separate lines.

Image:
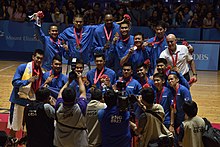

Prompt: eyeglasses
xmin=167 ymin=41 xmax=175 ymax=44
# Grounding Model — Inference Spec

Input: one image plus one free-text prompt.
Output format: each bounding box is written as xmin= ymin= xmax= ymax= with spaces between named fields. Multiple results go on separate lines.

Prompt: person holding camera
xmin=178 ymin=101 xmax=205 ymax=147
xmin=42 ymin=55 xmax=68 ymax=98
xmin=98 ymin=89 xmax=131 ymax=147
xmin=86 ymin=88 xmax=106 ymax=147
xmin=54 ymin=71 xmax=88 ymax=147
xmin=130 ymin=87 xmax=173 ymax=147
xmin=24 ymin=87 xmax=55 ymax=147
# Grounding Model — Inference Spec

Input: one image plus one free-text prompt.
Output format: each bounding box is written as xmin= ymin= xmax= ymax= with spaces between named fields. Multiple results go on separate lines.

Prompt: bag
xmin=202 ymin=118 xmax=220 ymax=147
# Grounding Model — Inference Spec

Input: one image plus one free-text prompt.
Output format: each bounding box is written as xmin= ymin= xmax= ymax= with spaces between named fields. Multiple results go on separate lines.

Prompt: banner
xmin=192 ymin=44 xmax=219 ymax=70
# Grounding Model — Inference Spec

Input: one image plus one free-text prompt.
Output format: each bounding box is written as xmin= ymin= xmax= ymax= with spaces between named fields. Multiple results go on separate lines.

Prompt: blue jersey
xmin=92 ymin=23 xmax=120 ymax=68
xmin=170 ymin=84 xmax=192 ymax=128
xmin=124 ymin=47 xmax=149 ymax=77
xmin=114 ymin=35 xmax=134 ymax=76
xmin=146 ymin=36 xmax=167 ymax=76
xmin=42 ymin=70 xmax=67 ymax=98
xmin=155 ymin=86 xmax=173 ymax=127
xmin=136 ymin=76 xmax=154 ymax=87
xmin=58 ymin=25 xmax=97 ymax=64
xmin=35 ymin=25 xmax=65 ymax=71
xmin=98 ymin=106 xmax=131 ymax=147
xmin=86 ymin=67 xmax=116 ymax=89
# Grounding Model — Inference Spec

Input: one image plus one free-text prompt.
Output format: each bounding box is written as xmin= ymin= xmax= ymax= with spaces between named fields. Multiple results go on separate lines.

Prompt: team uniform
xmin=178 ymin=116 xmax=205 ymax=147
xmin=35 ymin=25 xmax=66 ymax=71
xmin=155 ymin=86 xmax=173 ymax=128
xmin=86 ymin=67 xmax=116 ymax=89
xmin=24 ymin=101 xmax=55 ymax=147
xmin=54 ymin=97 xmax=88 ymax=147
xmin=114 ymin=35 xmax=134 ymax=76
xmin=58 ymin=25 xmax=97 ymax=65
xmin=92 ymin=22 xmax=120 ymax=68
xmin=123 ymin=47 xmax=149 ymax=78
xmin=8 ymin=63 xmax=42 ymax=131
xmin=170 ymin=84 xmax=192 ymax=129
xmin=146 ymin=36 xmax=167 ymax=76
xmin=159 ymin=45 xmax=193 ymax=77
xmin=42 ymin=70 xmax=68 ymax=98
xmin=86 ymin=100 xmax=107 ymax=147
xmin=98 ymin=106 xmax=131 ymax=147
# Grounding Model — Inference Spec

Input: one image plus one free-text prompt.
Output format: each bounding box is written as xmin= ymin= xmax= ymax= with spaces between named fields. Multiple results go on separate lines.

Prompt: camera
xmin=116 ymin=81 xmax=137 ymax=112
xmin=69 ymin=58 xmax=77 ymax=80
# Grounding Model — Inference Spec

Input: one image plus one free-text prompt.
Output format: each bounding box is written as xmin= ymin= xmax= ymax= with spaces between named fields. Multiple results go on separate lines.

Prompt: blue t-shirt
xmin=98 ymin=106 xmax=131 ymax=147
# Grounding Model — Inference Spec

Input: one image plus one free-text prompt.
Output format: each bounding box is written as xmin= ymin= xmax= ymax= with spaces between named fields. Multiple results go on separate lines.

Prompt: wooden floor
xmin=0 ymin=61 xmax=220 ymax=123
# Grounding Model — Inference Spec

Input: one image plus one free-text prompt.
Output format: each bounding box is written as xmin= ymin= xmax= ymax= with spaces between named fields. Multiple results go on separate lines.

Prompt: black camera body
xmin=69 ymin=58 xmax=77 ymax=80
xmin=116 ymin=81 xmax=137 ymax=112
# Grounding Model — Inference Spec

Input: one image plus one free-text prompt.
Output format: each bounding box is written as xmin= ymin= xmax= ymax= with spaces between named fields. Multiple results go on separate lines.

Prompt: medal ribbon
xmin=121 ymin=77 xmax=133 ymax=86
xmin=150 ymin=36 xmax=165 ymax=46
xmin=32 ymin=61 xmax=42 ymax=92
xmin=156 ymin=87 xmax=164 ymax=104
xmin=49 ymin=70 xmax=59 ymax=79
xmin=74 ymin=28 xmax=83 ymax=47
xmin=50 ymin=38 xmax=61 ymax=45
xmin=173 ymin=84 xmax=180 ymax=110
xmin=169 ymin=49 xmax=179 ymax=67
xmin=93 ymin=68 xmax=105 ymax=84
xmin=120 ymin=36 xmax=130 ymax=43
xmin=104 ymin=26 xmax=112 ymax=42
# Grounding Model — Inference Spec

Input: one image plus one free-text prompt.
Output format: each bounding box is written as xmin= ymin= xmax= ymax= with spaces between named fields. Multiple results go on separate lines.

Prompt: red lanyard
xmin=151 ymin=36 xmax=164 ymax=46
xmin=173 ymin=84 xmax=180 ymax=110
xmin=140 ymin=77 xmax=148 ymax=86
xmin=104 ymin=26 xmax=112 ymax=42
xmin=74 ymin=28 xmax=83 ymax=47
xmin=32 ymin=61 xmax=42 ymax=92
xmin=50 ymin=38 xmax=61 ymax=45
xmin=121 ymin=77 xmax=133 ymax=86
xmin=120 ymin=36 xmax=130 ymax=43
xmin=169 ymin=49 xmax=179 ymax=67
xmin=94 ymin=68 xmax=105 ymax=84
xmin=49 ymin=70 xmax=59 ymax=79
xmin=156 ymin=87 xmax=164 ymax=104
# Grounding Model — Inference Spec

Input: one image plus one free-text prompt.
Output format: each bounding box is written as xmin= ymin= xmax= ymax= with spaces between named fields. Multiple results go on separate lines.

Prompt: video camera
xmin=69 ymin=58 xmax=77 ymax=80
xmin=116 ymin=81 xmax=137 ymax=112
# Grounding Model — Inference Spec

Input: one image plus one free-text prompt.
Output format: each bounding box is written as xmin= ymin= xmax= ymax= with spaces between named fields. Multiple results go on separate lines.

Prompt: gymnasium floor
xmin=0 ymin=60 xmax=220 ymax=123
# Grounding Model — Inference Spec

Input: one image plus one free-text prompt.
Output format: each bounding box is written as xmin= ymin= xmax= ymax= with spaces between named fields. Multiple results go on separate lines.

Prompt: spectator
xmin=11 ymin=5 xmax=26 ymax=22
xmin=93 ymin=3 xmax=103 ymax=24
xmin=51 ymin=6 xmax=64 ymax=26
xmin=42 ymin=1 xmax=52 ymax=23
xmin=66 ymin=1 xmax=78 ymax=25
xmin=148 ymin=10 xmax=160 ymax=28
xmin=178 ymin=101 xmax=205 ymax=147
xmin=188 ymin=12 xmax=202 ymax=28
xmin=7 ymin=0 xmax=16 ymax=20
xmin=24 ymin=87 xmax=55 ymax=147
xmin=203 ymin=12 xmax=215 ymax=28
xmin=83 ymin=6 xmax=95 ymax=25
xmin=0 ymin=0 xmax=8 ymax=20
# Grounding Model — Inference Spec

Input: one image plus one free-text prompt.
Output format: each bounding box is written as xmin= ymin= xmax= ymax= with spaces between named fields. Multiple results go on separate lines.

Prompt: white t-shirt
xmin=160 ymin=45 xmax=193 ymax=75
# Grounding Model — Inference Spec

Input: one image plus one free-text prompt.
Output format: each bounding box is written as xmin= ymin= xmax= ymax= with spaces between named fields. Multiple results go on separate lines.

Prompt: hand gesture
xmin=113 ymin=32 xmax=119 ymax=44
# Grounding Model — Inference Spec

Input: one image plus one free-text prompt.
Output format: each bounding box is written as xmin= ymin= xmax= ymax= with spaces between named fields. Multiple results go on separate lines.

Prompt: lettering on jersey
xmin=87 ymin=110 xmax=98 ymax=116
xmin=28 ymin=110 xmax=37 ymax=116
xmin=193 ymin=126 xmax=204 ymax=133
xmin=127 ymin=86 xmax=134 ymax=88
xmin=192 ymin=54 xmax=208 ymax=60
xmin=111 ymin=115 xmax=122 ymax=123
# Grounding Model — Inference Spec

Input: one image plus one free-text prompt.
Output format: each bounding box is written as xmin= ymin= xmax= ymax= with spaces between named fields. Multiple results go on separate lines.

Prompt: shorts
xmin=7 ymin=103 xmax=25 ymax=131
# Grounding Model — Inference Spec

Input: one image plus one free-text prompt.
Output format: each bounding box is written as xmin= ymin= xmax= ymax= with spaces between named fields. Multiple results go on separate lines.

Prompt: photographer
xmin=98 ymin=89 xmax=131 ymax=147
xmin=54 ymin=71 xmax=88 ymax=147
xmin=130 ymin=87 xmax=173 ymax=147
xmin=69 ymin=58 xmax=90 ymax=99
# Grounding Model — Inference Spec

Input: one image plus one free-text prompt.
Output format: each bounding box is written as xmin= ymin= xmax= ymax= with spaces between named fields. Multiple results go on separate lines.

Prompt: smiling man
xmin=42 ymin=55 xmax=68 ymax=98
xmin=120 ymin=32 xmax=149 ymax=77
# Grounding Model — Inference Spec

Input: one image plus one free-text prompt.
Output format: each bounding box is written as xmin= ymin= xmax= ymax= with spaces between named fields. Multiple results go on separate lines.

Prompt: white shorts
xmin=7 ymin=104 xmax=25 ymax=131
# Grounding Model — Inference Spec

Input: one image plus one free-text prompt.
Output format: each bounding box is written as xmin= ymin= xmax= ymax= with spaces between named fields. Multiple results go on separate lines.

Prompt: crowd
xmin=0 ymin=2 xmax=209 ymax=147
xmin=0 ymin=0 xmax=220 ymax=29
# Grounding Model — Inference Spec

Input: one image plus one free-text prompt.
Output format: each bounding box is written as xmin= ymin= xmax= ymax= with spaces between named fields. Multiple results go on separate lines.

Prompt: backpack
xmin=202 ymin=118 xmax=220 ymax=147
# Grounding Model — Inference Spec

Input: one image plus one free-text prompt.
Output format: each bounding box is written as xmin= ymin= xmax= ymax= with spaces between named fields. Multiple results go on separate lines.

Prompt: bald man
xmin=159 ymin=34 xmax=197 ymax=82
